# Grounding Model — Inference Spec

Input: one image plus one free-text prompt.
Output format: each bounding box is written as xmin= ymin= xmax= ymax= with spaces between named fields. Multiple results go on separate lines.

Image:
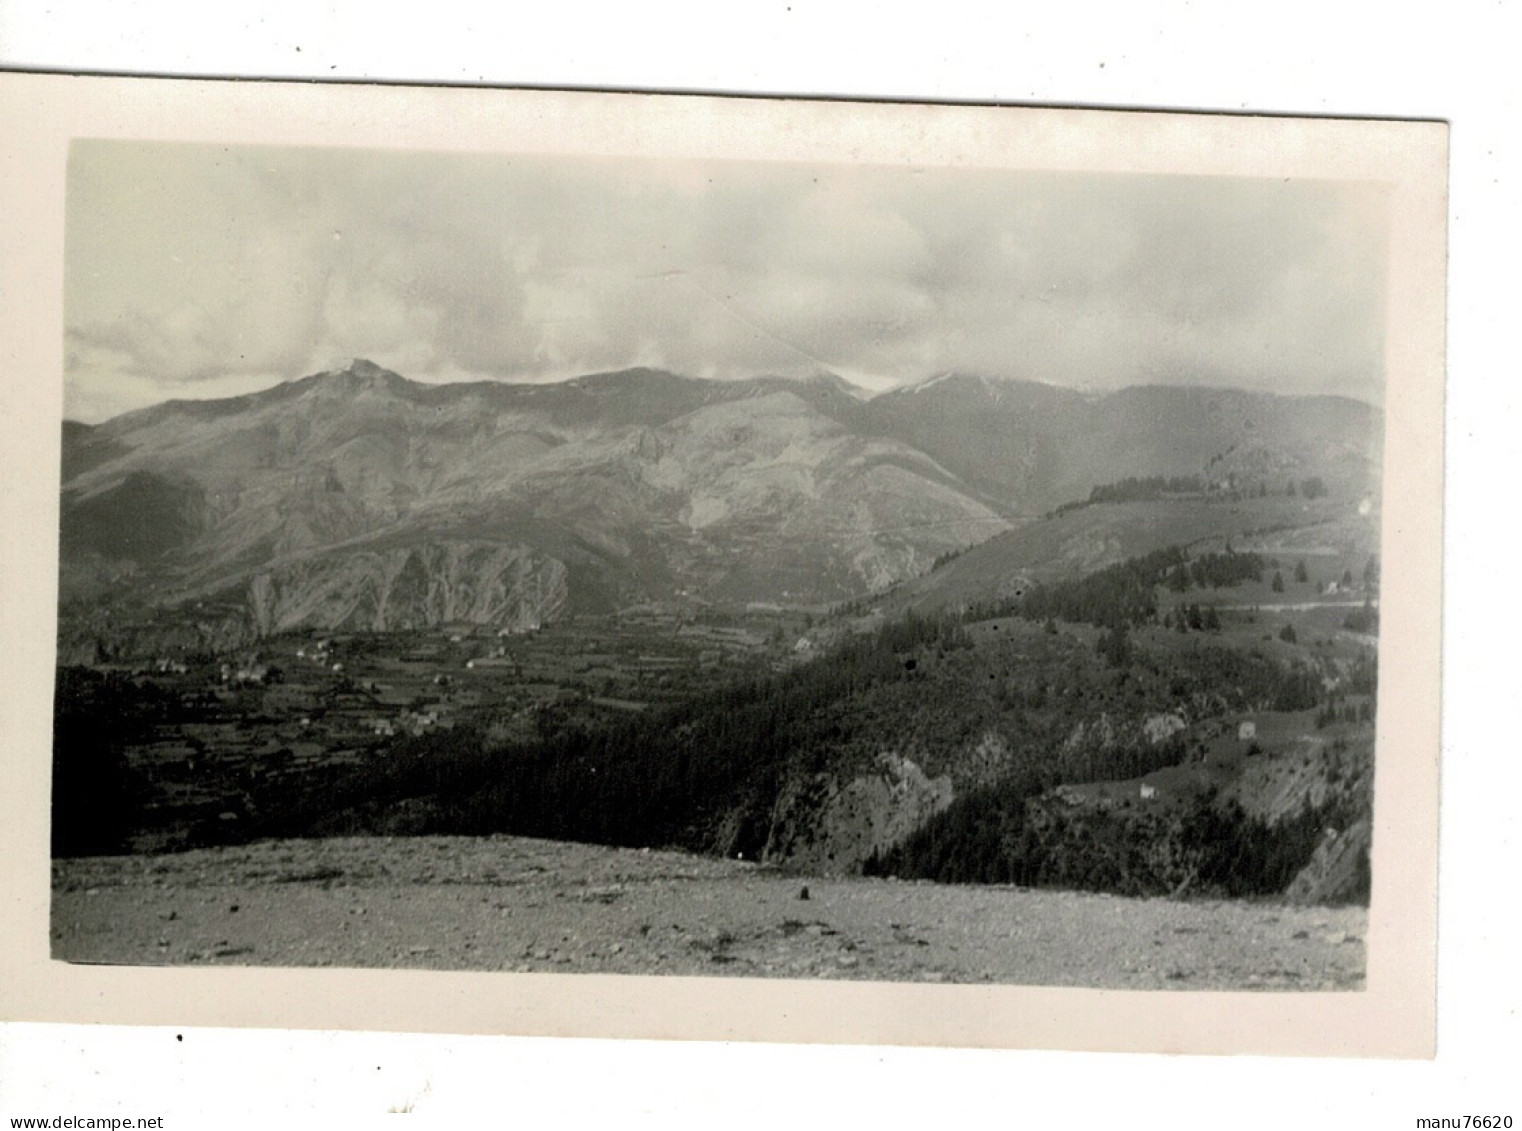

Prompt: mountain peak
xmin=305 ymin=357 xmax=413 ymax=396
xmin=327 ymin=357 xmax=402 ymax=383
xmin=341 ymin=357 xmax=389 ymax=379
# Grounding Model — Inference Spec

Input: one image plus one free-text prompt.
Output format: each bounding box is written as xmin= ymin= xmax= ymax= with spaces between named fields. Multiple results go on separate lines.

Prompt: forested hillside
xmin=78 ymin=538 xmax=1359 ymax=893
xmin=57 ymin=519 xmax=1377 ymax=903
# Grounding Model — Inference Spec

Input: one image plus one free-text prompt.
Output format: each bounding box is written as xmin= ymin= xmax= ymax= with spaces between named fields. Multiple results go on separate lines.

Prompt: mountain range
xmin=58 ymin=358 xmax=1381 ymax=652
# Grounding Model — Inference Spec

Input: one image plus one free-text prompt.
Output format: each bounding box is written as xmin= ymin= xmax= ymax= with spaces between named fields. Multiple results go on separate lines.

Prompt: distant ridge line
xmin=71 ymin=357 xmax=1379 ymax=428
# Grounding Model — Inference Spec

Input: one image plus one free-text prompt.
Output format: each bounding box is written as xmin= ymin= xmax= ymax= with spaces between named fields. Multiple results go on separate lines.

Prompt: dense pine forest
xmin=866 ymin=774 xmax=1366 ymax=899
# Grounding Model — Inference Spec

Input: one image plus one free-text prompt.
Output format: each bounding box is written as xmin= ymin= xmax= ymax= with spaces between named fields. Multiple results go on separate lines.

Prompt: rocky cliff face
xmin=1283 ymin=815 xmax=1372 ymax=905
xmin=758 ymin=753 xmax=955 ymax=874
xmin=1221 ymin=733 xmax=1374 ymax=826
xmin=246 ymin=541 xmax=569 ymax=636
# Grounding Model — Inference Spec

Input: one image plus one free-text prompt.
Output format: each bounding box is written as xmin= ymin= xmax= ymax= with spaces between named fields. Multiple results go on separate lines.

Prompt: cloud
xmin=64 ymin=141 xmax=1389 ymax=422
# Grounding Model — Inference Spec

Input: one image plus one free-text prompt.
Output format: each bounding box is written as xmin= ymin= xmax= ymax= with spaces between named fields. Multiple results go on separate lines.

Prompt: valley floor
xmin=51 ymin=835 xmax=1365 ymax=990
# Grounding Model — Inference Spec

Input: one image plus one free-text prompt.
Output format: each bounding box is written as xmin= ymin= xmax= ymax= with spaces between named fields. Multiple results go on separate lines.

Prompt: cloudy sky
xmin=64 ymin=139 xmax=1390 ymax=422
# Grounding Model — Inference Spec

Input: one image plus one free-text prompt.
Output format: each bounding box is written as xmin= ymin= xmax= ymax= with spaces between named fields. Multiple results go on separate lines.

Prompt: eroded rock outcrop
xmin=1283 ymin=815 xmax=1372 ymax=905
xmin=247 ymin=541 xmax=569 ymax=635
xmin=760 ymin=752 xmax=954 ymax=874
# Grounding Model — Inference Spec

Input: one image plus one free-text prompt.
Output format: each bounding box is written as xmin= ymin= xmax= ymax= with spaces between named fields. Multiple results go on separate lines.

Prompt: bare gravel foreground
xmin=52 ymin=836 xmax=1366 ymax=990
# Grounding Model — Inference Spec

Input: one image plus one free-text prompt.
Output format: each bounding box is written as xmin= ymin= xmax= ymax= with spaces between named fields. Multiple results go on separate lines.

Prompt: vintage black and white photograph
xmin=47 ymin=137 xmax=1399 ymax=988
xmin=0 ymin=76 xmax=1445 ymax=1054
